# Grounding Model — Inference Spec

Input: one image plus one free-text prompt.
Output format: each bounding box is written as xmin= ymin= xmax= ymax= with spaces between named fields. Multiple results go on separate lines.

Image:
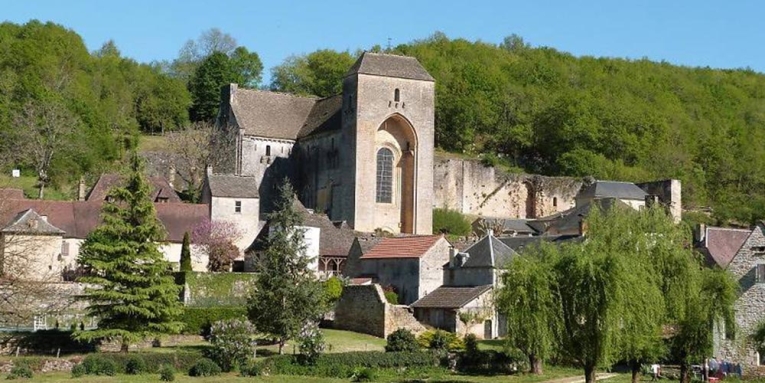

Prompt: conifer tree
xmin=74 ymin=153 xmax=183 ymax=352
xmin=180 ymin=231 xmax=192 ymax=272
xmin=247 ymin=178 xmax=325 ymax=354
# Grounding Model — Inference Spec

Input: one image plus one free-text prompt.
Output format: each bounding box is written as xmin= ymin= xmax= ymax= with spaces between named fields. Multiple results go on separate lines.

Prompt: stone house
xmin=344 ymin=235 xmax=451 ymax=305
xmin=216 ymin=52 xmax=435 ymax=235
xmin=411 ymin=285 xmax=495 ymax=338
xmin=200 ymin=170 xmax=261 ymax=251
xmin=702 ymin=223 xmax=765 ymax=368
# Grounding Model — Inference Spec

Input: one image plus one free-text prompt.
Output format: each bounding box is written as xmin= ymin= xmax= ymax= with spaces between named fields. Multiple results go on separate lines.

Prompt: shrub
xmin=125 ymin=355 xmax=147 ymax=374
xmin=179 ymin=306 xmax=247 ymax=335
xmin=159 ymin=365 xmax=175 ymax=382
xmin=188 ymin=358 xmax=222 ymax=377
xmin=457 ymin=349 xmax=516 ymax=374
xmin=205 ymin=318 xmax=256 ymax=372
xmin=80 ymin=352 xmax=200 ymax=375
xmin=240 ymin=361 xmax=264 ymax=377
xmin=351 ymin=367 xmax=377 ymax=382
xmin=464 ymin=334 xmax=479 ymax=355
xmin=384 ymin=291 xmax=398 ymax=304
xmin=14 ymin=330 xmax=95 ymax=355
xmin=385 ymin=329 xmax=419 ymax=352
xmin=432 ymin=208 xmax=471 ymax=236
xmin=324 ymin=276 xmax=344 ymax=303
xmin=70 ymin=363 xmax=86 ymax=378
xmin=261 ymin=351 xmax=439 ymax=378
xmin=81 ymin=354 xmax=117 ymax=376
xmin=417 ymin=329 xmax=461 ymax=351
xmin=7 ymin=364 xmax=33 ymax=380
xmin=298 ymin=321 xmax=326 ymax=366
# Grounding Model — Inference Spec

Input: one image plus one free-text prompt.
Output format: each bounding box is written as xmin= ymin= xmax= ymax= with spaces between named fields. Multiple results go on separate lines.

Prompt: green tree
xmin=229 ymin=46 xmax=263 ymax=88
xmin=270 ymin=49 xmax=356 ymax=97
xmin=180 ymin=231 xmax=192 ymax=272
xmin=188 ymin=52 xmax=236 ymax=122
xmin=74 ymin=153 xmax=183 ymax=352
xmin=432 ymin=208 xmax=471 ymax=236
xmin=247 ymin=178 xmax=326 ymax=354
xmin=495 ymin=242 xmax=560 ymax=374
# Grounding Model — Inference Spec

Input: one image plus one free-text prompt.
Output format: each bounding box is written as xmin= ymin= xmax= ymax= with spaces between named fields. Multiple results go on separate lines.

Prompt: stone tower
xmin=339 ymin=52 xmax=435 ymax=234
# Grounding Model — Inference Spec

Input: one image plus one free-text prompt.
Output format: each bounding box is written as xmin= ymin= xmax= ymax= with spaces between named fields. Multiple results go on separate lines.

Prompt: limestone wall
xmin=334 ymin=284 xmax=425 ymax=338
xmin=433 ymin=155 xmax=582 ymax=219
xmin=636 ymin=179 xmax=682 ymax=223
xmin=714 ymin=224 xmax=763 ymax=369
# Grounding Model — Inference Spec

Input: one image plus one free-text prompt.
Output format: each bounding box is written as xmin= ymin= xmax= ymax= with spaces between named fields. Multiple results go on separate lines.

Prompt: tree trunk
xmin=530 ymin=354 xmax=543 ymax=374
xmin=38 ymin=181 xmax=45 ymax=199
xmin=278 ymin=339 xmax=285 ymax=355
xmin=631 ymin=360 xmax=641 ymax=383
xmin=584 ymin=364 xmax=597 ymax=383
xmin=120 ymin=342 xmax=129 ymax=353
xmin=680 ymin=363 xmax=691 ymax=383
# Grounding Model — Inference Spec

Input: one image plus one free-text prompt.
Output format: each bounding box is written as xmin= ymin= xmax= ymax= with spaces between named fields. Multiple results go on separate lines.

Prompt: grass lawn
xmin=253 ymin=329 xmax=387 ymax=356
xmin=138 ymin=134 xmax=171 ymax=153
xmin=0 ymin=174 xmax=72 ymax=200
xmin=4 ymin=367 xmax=626 ymax=383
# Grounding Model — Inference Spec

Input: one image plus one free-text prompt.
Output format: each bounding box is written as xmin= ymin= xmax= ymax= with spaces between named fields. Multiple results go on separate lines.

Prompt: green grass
xmin=0 ymin=174 xmax=72 ymax=200
xmin=138 ymin=134 xmax=171 ymax=153
xmin=254 ymin=329 xmax=387 ymax=356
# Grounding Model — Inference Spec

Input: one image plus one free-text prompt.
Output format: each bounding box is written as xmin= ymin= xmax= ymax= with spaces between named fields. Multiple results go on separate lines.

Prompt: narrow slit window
xmin=394 ymin=88 xmax=400 ymax=102
xmin=553 ymin=197 xmax=558 ymax=207
xmin=235 ymin=201 xmax=242 ymax=213
xmin=376 ymin=148 xmax=393 ymax=203
xmin=266 ymin=145 xmax=271 ymax=156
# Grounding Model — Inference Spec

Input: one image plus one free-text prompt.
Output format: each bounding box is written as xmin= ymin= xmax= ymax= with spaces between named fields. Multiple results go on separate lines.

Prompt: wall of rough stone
xmin=334 ymin=284 xmax=424 ymax=338
xmin=636 ymin=179 xmax=682 ymax=223
xmin=418 ymin=238 xmax=451 ymax=300
xmin=433 ymin=155 xmax=582 ymax=219
xmin=714 ymin=224 xmax=764 ymax=369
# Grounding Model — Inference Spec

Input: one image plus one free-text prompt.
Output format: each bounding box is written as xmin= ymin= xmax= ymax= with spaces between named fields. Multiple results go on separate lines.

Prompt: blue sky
xmin=3 ymin=1 xmax=763 ymax=83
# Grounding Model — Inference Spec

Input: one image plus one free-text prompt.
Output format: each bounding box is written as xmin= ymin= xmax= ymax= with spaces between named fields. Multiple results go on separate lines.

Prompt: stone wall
xmin=334 ymin=284 xmax=425 ymax=338
xmin=714 ymin=223 xmax=764 ymax=369
xmin=433 ymin=155 xmax=582 ymax=219
xmin=636 ymin=179 xmax=682 ymax=223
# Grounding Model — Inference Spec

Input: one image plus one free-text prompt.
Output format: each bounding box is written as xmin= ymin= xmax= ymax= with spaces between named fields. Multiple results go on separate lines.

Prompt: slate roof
xmin=578 ymin=181 xmax=648 ymax=201
xmin=361 ymin=235 xmax=445 ymax=259
xmin=230 ymin=88 xmax=318 ymax=140
xmin=472 ymin=217 xmax=537 ymax=236
xmin=699 ymin=227 xmax=751 ymax=268
xmin=1 ymin=209 xmax=66 ymax=235
xmin=499 ymin=235 xmax=582 ymax=253
xmin=411 ymin=285 xmax=492 ymax=309
xmin=346 ymin=52 xmax=435 ymax=82
xmin=461 ymin=235 xmax=517 ymax=268
xmin=206 ymin=174 xmax=259 ymax=198
xmin=546 ymin=198 xmax=632 ymax=235
xmin=87 ymin=174 xmax=182 ymax=203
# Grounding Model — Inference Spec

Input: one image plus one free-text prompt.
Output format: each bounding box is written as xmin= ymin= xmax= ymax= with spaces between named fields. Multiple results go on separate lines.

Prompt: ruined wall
xmin=433 ymin=155 xmax=582 ymax=219
xmin=334 ymin=284 xmax=425 ymax=338
xmin=714 ymin=224 xmax=764 ymax=370
xmin=636 ymin=179 xmax=682 ymax=223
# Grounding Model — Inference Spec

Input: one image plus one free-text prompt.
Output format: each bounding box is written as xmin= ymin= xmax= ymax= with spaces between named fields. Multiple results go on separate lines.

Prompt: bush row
xmin=178 ymin=306 xmax=247 ymax=335
xmin=251 ymin=351 xmax=441 ymax=378
xmin=81 ymin=352 xmax=201 ymax=374
xmin=0 ymin=330 xmax=95 ymax=356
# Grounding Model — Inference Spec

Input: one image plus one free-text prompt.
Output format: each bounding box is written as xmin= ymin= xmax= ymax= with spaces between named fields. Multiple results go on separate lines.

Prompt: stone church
xmin=215 ymin=52 xmax=435 ymax=235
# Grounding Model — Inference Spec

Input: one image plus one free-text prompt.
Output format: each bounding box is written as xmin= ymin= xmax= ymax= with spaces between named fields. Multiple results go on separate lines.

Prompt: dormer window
xmin=394 ymin=88 xmax=400 ymax=102
xmin=235 ymin=201 xmax=242 ymax=213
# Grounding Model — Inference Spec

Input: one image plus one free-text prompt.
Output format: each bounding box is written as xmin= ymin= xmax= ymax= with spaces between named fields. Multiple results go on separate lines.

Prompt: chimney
xmin=78 ymin=177 xmax=87 ymax=201
xmin=167 ymin=164 xmax=176 ymax=189
xmin=449 ymin=246 xmax=457 ymax=267
xmin=694 ymin=224 xmax=707 ymax=243
xmin=486 ymin=229 xmax=494 ymax=238
xmin=40 ymin=215 xmax=48 ymax=222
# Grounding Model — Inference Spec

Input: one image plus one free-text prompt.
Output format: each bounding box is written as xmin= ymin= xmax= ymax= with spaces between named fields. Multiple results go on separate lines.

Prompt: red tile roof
xmin=361 ymin=235 xmax=444 ymax=259
xmin=87 ymin=174 xmax=182 ymax=203
xmin=703 ymin=227 xmax=751 ymax=268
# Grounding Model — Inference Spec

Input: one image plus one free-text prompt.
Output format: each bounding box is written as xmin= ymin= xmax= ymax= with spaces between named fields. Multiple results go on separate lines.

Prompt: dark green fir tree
xmin=180 ymin=231 xmax=193 ymax=272
xmin=74 ymin=153 xmax=183 ymax=352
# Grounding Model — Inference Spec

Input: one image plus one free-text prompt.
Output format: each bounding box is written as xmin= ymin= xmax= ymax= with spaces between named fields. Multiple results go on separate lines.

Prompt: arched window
xmin=394 ymin=88 xmax=400 ymax=102
xmin=376 ymin=148 xmax=394 ymax=203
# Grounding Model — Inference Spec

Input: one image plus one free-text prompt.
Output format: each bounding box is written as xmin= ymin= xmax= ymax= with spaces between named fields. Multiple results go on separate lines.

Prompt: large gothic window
xmin=376 ymin=148 xmax=393 ymax=203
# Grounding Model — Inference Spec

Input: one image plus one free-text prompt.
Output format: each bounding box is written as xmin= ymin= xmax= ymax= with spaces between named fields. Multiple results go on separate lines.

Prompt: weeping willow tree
xmin=497 ymin=205 xmax=735 ymax=383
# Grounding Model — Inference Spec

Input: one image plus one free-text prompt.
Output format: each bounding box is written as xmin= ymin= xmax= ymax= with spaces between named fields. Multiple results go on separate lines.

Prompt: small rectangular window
xmin=61 ymin=242 xmax=70 ymax=257
xmin=756 ymin=264 xmax=765 ymax=283
xmin=266 ymin=145 xmax=271 ymax=156
xmin=235 ymin=201 xmax=242 ymax=213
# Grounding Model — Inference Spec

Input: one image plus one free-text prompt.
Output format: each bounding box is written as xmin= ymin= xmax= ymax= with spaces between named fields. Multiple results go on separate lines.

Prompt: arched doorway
xmin=375 ymin=115 xmax=417 ymax=234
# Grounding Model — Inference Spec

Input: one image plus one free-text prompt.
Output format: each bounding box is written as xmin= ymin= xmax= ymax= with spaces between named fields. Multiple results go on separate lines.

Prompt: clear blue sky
xmin=3 ymin=0 xmax=763 ymax=82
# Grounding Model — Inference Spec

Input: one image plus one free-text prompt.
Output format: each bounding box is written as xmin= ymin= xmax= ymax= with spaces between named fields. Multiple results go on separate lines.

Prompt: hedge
xmin=81 ymin=352 xmax=201 ymax=374
xmin=0 ymin=330 xmax=96 ymax=355
xmin=259 ymin=351 xmax=441 ymax=378
xmin=179 ymin=306 xmax=247 ymax=335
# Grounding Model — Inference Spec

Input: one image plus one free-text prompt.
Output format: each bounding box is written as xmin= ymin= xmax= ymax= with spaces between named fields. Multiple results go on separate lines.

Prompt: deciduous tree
xmin=191 ymin=218 xmax=242 ymax=272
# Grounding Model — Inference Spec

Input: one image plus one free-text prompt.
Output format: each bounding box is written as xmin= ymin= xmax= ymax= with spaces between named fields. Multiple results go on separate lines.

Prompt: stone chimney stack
xmin=77 ymin=177 xmax=87 ymax=201
xmin=449 ymin=246 xmax=458 ymax=267
xmin=167 ymin=164 xmax=176 ymax=189
xmin=694 ymin=224 xmax=707 ymax=243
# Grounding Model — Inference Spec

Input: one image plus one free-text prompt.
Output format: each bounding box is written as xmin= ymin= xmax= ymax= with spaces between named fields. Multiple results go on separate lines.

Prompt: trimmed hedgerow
xmin=258 ymin=351 xmax=440 ymax=378
xmin=178 ymin=306 xmax=247 ymax=335
xmin=80 ymin=352 xmax=200 ymax=374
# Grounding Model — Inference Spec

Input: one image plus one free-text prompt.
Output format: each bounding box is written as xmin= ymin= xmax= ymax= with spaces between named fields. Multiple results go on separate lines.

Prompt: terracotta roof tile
xmin=361 ymin=235 xmax=445 ymax=259
xmin=87 ymin=174 xmax=182 ymax=203
xmin=0 ymin=189 xmax=24 ymax=200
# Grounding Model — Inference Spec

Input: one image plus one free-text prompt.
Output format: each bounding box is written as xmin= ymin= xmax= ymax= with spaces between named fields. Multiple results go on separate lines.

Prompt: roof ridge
xmin=235 ymin=87 xmax=320 ymax=100
xmin=707 ymin=227 xmax=752 ymax=232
